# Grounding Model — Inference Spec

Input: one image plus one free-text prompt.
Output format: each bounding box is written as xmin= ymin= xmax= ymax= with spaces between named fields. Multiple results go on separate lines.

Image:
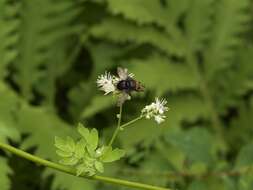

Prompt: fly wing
xmin=117 ymin=67 xmax=128 ymax=80
xmin=117 ymin=92 xmax=130 ymax=106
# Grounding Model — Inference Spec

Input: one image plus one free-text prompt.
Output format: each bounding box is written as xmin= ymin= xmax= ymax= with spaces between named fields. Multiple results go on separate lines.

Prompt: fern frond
xmin=204 ymin=0 xmax=251 ymax=77
xmin=166 ymin=94 xmax=209 ymax=127
xmin=185 ymin=0 xmax=215 ymax=52
xmin=106 ymin=0 xmax=170 ymax=26
xmin=89 ymin=17 xmax=184 ymax=56
xmin=210 ymin=46 xmax=253 ymax=114
xmin=227 ymin=99 xmax=253 ymax=151
xmin=0 ymin=0 xmax=19 ymax=79
xmin=0 ymin=83 xmax=20 ymax=143
xmin=106 ymin=0 xmax=188 ymax=42
xmin=15 ymin=0 xmax=83 ymax=101
xmin=17 ymin=105 xmax=95 ymax=190
xmin=128 ymin=54 xmax=199 ymax=95
xmin=0 ymin=82 xmax=92 ymax=190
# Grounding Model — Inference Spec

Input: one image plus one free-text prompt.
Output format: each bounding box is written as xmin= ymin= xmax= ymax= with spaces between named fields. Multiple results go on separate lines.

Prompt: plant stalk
xmin=0 ymin=142 xmax=170 ymax=190
xmin=120 ymin=116 xmax=143 ymax=129
xmin=109 ymin=104 xmax=123 ymax=146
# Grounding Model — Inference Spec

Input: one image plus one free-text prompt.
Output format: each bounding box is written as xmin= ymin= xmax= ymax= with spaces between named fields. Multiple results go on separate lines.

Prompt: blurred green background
xmin=1 ymin=0 xmax=253 ymax=190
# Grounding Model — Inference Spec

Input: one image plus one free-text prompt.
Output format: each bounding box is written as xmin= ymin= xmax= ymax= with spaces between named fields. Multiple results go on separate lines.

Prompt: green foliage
xmin=107 ymin=0 xmax=170 ymax=25
xmin=204 ymin=0 xmax=251 ymax=77
xmin=0 ymin=83 xmax=20 ymax=143
xmin=89 ymin=17 xmax=184 ymax=56
xmin=55 ymin=123 xmax=125 ymax=176
xmin=15 ymin=0 xmax=82 ymax=101
xmin=0 ymin=157 xmax=12 ymax=190
xmin=166 ymin=127 xmax=216 ymax=165
xmin=0 ymin=0 xmax=19 ymax=79
xmin=128 ymin=54 xmax=198 ymax=94
xmin=0 ymin=0 xmax=253 ymax=189
xmin=185 ymin=0 xmax=214 ymax=52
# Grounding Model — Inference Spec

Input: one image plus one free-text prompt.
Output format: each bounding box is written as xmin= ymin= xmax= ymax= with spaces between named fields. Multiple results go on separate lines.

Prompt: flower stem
xmin=109 ymin=104 xmax=123 ymax=146
xmin=120 ymin=116 xmax=143 ymax=129
xmin=0 ymin=142 xmax=170 ymax=190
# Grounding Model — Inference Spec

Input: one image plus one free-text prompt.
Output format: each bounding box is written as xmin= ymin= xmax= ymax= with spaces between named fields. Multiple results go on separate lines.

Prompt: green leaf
xmin=55 ymin=136 xmax=69 ymax=152
xmin=15 ymin=0 xmax=82 ymax=101
xmin=204 ymin=0 xmax=251 ymax=77
xmin=90 ymin=129 xmax=99 ymax=150
xmin=185 ymin=0 xmax=214 ymax=52
xmin=75 ymin=139 xmax=86 ymax=159
xmin=166 ymin=127 xmax=215 ymax=165
xmin=77 ymin=123 xmax=98 ymax=150
xmin=0 ymin=121 xmax=20 ymax=144
xmin=54 ymin=136 xmax=75 ymax=153
xmin=101 ymin=147 xmax=125 ymax=163
xmin=107 ymin=0 xmax=170 ymax=25
xmin=76 ymin=161 xmax=96 ymax=177
xmin=129 ymin=54 xmax=199 ymax=95
xmin=18 ymin=105 xmax=76 ymax=160
xmin=94 ymin=161 xmax=104 ymax=173
xmin=78 ymin=123 xmax=90 ymax=140
xmin=56 ymin=150 xmax=73 ymax=158
xmin=0 ymin=82 xmax=94 ymax=190
xmin=66 ymin=136 xmax=75 ymax=150
xmin=106 ymin=0 xmax=187 ymax=45
xmin=0 ymin=83 xmax=20 ymax=143
xmin=0 ymin=0 xmax=19 ymax=79
xmin=89 ymin=17 xmax=184 ymax=56
xmin=54 ymin=136 xmax=65 ymax=150
xmin=59 ymin=157 xmax=79 ymax=166
xmin=76 ymin=163 xmax=87 ymax=176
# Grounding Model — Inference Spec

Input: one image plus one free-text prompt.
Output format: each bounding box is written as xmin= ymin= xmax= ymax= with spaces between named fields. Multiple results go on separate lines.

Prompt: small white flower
xmin=95 ymin=147 xmax=103 ymax=157
xmin=96 ymin=72 xmax=118 ymax=95
xmin=141 ymin=98 xmax=169 ymax=124
xmin=154 ymin=98 xmax=169 ymax=114
xmin=96 ymin=68 xmax=142 ymax=106
xmin=154 ymin=115 xmax=165 ymax=124
xmin=128 ymin=73 xmax=135 ymax=78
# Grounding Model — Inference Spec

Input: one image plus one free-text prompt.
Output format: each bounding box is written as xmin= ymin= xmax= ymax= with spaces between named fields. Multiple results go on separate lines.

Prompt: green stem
xmin=109 ymin=104 xmax=123 ymax=146
xmin=0 ymin=143 xmax=170 ymax=190
xmin=120 ymin=116 xmax=143 ymax=129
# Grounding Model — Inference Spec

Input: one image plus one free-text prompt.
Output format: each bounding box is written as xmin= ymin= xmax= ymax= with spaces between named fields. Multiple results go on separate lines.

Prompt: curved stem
xmin=0 ymin=143 xmax=170 ymax=190
xmin=109 ymin=104 xmax=123 ymax=146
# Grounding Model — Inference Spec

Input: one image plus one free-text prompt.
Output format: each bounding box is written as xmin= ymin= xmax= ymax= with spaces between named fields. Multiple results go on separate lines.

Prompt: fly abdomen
xmin=117 ymin=79 xmax=136 ymax=91
xmin=117 ymin=80 xmax=128 ymax=90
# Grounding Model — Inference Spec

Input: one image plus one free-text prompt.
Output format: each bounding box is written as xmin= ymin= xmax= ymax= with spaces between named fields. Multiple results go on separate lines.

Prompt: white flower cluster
xmin=96 ymin=72 xmax=118 ymax=95
xmin=141 ymin=98 xmax=169 ymax=124
xmin=96 ymin=68 xmax=137 ymax=106
xmin=96 ymin=69 xmax=134 ymax=95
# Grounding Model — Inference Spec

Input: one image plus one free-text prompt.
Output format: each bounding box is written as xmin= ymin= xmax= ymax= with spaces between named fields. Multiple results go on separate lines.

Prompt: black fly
xmin=116 ymin=67 xmax=144 ymax=106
